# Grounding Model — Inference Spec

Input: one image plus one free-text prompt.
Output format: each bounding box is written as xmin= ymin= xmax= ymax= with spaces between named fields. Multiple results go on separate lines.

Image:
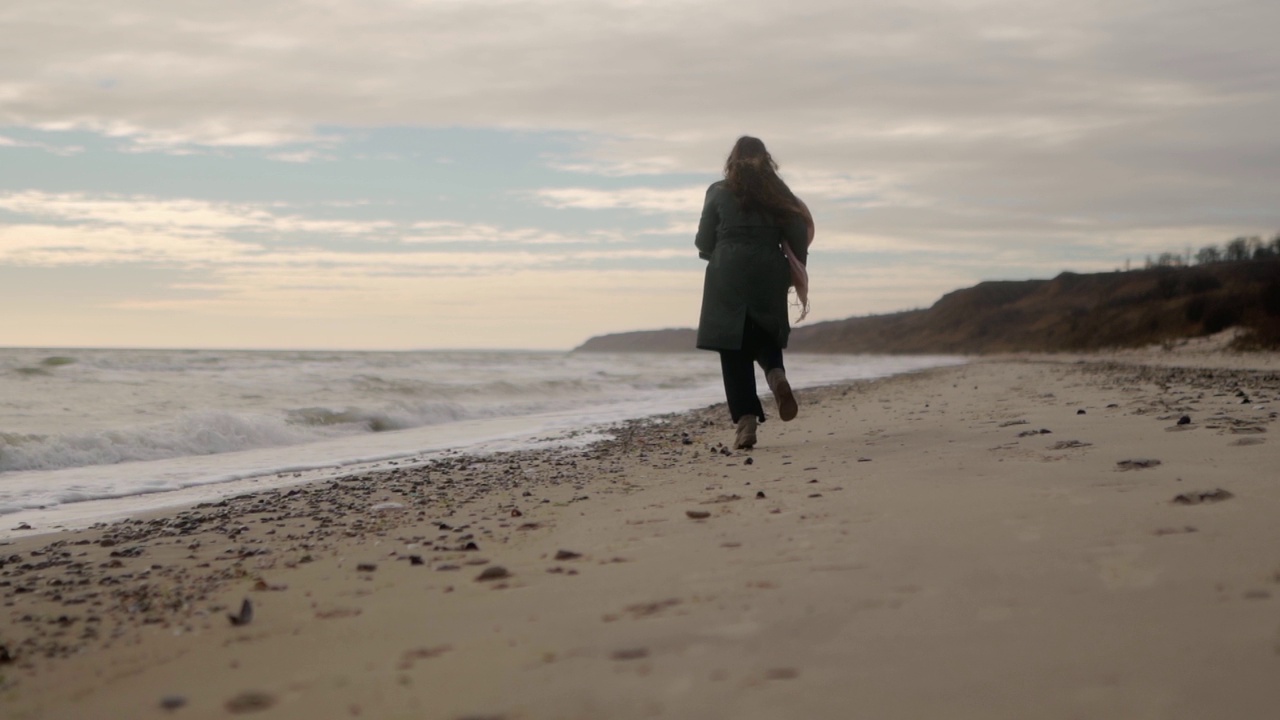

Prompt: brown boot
xmin=767 ymin=369 xmax=798 ymax=422
xmin=734 ymin=415 xmax=758 ymax=449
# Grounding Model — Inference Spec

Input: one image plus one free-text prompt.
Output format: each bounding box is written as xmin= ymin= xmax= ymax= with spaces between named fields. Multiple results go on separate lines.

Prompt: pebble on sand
xmin=476 ymin=566 xmax=511 ymax=581
xmin=611 ymin=648 xmax=650 ymax=661
xmin=686 ymin=510 xmax=711 ymax=520
xmin=227 ymin=598 xmax=253 ymax=627
xmin=1116 ymin=458 xmax=1162 ymax=470
xmin=1172 ymin=488 xmax=1234 ymax=505
xmin=225 ymin=690 xmax=276 ymax=714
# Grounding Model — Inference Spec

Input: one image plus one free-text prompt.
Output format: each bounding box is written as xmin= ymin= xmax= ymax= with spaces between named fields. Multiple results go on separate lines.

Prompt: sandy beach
xmin=2 ymin=352 xmax=1279 ymax=720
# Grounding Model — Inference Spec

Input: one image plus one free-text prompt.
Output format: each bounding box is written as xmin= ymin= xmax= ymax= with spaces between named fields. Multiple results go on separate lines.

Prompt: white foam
xmin=0 ymin=349 xmax=967 ymax=536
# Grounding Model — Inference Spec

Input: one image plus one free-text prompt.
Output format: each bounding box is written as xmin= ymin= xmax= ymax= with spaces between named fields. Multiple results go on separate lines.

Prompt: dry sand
xmin=2 ymin=353 xmax=1278 ymax=720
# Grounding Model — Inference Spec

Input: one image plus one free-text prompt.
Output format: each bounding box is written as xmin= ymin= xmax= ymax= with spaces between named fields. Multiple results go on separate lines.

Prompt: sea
xmin=0 ymin=348 xmax=965 ymax=536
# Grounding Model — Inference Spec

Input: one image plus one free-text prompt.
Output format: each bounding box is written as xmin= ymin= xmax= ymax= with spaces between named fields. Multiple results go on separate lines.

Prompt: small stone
xmin=755 ymin=491 xmax=766 ymax=499
xmin=225 ymin=690 xmax=276 ymax=714
xmin=686 ymin=510 xmax=711 ymax=520
xmin=554 ymin=550 xmax=582 ymax=561
xmin=1117 ymin=458 xmax=1161 ymax=471
xmin=1172 ymin=488 xmax=1234 ymax=505
xmin=611 ymin=648 xmax=649 ymax=661
xmin=1177 ymin=415 xmax=1191 ymax=425
xmin=408 ymin=555 xmax=425 ymax=566
xmin=744 ymin=457 xmax=753 ymax=465
xmin=356 ymin=562 xmax=377 ymax=572
xmin=227 ymin=598 xmax=253 ymax=627
xmin=1076 ymin=409 xmax=1086 ymax=415
xmin=476 ymin=566 xmax=510 ymax=582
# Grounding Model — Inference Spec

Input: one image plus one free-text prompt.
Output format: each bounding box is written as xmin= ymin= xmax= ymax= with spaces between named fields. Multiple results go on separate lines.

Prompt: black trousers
xmin=718 ymin=318 xmax=785 ymax=423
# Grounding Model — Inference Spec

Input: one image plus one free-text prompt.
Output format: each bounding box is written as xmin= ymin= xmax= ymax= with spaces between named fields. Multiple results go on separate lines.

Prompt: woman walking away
xmin=695 ymin=136 xmax=813 ymax=450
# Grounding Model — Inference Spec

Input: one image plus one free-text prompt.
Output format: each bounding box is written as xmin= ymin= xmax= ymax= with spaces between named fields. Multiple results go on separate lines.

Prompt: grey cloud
xmin=3 ymin=0 xmax=1278 ymax=268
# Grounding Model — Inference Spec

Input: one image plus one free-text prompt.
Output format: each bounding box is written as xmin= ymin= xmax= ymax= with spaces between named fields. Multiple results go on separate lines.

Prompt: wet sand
xmin=2 ymin=353 xmax=1279 ymax=719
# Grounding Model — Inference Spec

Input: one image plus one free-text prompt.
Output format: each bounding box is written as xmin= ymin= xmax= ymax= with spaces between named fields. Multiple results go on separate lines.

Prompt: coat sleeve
xmin=694 ymin=185 xmax=720 ymax=261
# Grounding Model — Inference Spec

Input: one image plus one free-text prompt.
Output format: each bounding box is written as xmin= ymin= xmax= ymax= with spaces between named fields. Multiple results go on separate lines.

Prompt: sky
xmin=1 ymin=0 xmax=1278 ymax=351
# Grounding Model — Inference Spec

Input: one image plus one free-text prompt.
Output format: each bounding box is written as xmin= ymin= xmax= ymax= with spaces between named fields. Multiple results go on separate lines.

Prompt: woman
xmin=695 ymin=136 xmax=812 ymax=450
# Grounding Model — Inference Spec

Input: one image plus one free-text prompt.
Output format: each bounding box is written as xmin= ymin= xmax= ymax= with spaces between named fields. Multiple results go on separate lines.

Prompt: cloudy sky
xmin=2 ymin=0 xmax=1277 ymax=350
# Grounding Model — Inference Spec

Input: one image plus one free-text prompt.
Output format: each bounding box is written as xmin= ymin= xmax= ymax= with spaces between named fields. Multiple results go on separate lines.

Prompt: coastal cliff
xmin=575 ymin=260 xmax=1280 ymax=353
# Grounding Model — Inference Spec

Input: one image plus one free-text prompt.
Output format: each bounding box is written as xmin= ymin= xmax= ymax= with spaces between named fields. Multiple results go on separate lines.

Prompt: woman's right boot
xmin=766 ymin=369 xmax=798 ymax=421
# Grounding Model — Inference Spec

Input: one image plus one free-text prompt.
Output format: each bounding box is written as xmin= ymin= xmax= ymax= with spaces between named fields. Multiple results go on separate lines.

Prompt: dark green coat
xmin=695 ymin=181 xmax=809 ymax=351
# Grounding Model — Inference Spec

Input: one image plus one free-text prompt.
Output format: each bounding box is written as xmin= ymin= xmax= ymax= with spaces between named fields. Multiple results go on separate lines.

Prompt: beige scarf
xmin=783 ymin=200 xmax=814 ymax=322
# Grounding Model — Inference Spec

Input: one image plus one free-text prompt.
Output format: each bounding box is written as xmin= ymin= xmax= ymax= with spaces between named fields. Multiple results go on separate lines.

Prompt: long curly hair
xmin=723 ymin=136 xmax=805 ymax=222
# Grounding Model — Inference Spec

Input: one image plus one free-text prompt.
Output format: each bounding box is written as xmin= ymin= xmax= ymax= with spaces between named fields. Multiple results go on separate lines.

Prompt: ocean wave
xmin=0 ymin=410 xmax=333 ymax=473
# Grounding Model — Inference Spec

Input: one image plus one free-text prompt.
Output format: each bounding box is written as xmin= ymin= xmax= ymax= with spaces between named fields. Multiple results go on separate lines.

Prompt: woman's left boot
xmin=767 ymin=369 xmax=798 ymax=421
xmin=734 ymin=415 xmax=757 ymax=449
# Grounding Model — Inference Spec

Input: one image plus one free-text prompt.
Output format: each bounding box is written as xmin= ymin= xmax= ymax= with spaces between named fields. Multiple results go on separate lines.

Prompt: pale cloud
xmin=534 ymin=186 xmax=706 ymax=214
xmin=3 ymin=0 xmax=1279 ymax=348
xmin=0 ymin=224 xmax=259 ymax=266
xmin=404 ymin=221 xmax=613 ymax=245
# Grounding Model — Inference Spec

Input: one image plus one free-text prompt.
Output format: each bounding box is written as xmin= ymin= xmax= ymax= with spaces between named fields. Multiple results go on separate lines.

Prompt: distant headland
xmin=575 ymin=259 xmax=1280 ymax=354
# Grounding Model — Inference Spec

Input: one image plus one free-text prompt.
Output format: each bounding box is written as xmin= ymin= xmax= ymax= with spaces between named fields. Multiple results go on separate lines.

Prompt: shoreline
xmin=0 ymin=352 xmax=966 ymax=535
xmin=2 ymin=353 xmax=1278 ymax=719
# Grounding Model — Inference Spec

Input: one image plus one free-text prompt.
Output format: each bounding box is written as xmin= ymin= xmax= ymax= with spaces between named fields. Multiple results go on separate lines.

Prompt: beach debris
xmin=1116 ymin=458 xmax=1161 ymax=471
xmin=766 ymin=667 xmax=800 ymax=680
xmin=509 ymin=508 xmax=523 ymax=517
xmin=756 ymin=491 xmax=766 ymax=499
xmin=408 ymin=554 xmax=425 ymax=566
xmin=251 ymin=578 xmax=287 ymax=592
xmin=1076 ymin=409 xmax=1086 ymax=415
xmin=1153 ymin=526 xmax=1197 ymax=536
xmin=685 ymin=510 xmax=711 ymax=520
xmin=315 ymin=607 xmax=362 ymax=620
xmin=744 ymin=457 xmax=753 ymax=465
xmin=554 ymin=550 xmax=582 ymax=561
xmin=703 ymin=494 xmax=742 ymax=504
xmin=857 ymin=456 xmax=872 ymax=462
xmin=611 ymin=648 xmax=650 ymax=661
xmin=625 ymin=598 xmax=681 ymax=618
xmin=227 ymin=598 xmax=253 ymax=627
xmin=1178 ymin=415 xmax=1192 ymax=425
xmin=370 ymin=502 xmax=404 ymax=512
xmin=476 ymin=565 xmax=510 ymax=582
xmin=1017 ymin=428 xmax=1052 ymax=437
xmin=1049 ymin=440 xmax=1091 ymax=450
xmin=1172 ymin=488 xmax=1234 ymax=505
xmin=356 ymin=562 xmax=378 ymax=572
xmin=397 ymin=645 xmax=452 ymax=670
xmin=12 ymin=522 xmax=32 ymax=531
xmin=159 ymin=695 xmax=188 ymax=711
xmin=225 ymin=690 xmax=276 ymax=714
